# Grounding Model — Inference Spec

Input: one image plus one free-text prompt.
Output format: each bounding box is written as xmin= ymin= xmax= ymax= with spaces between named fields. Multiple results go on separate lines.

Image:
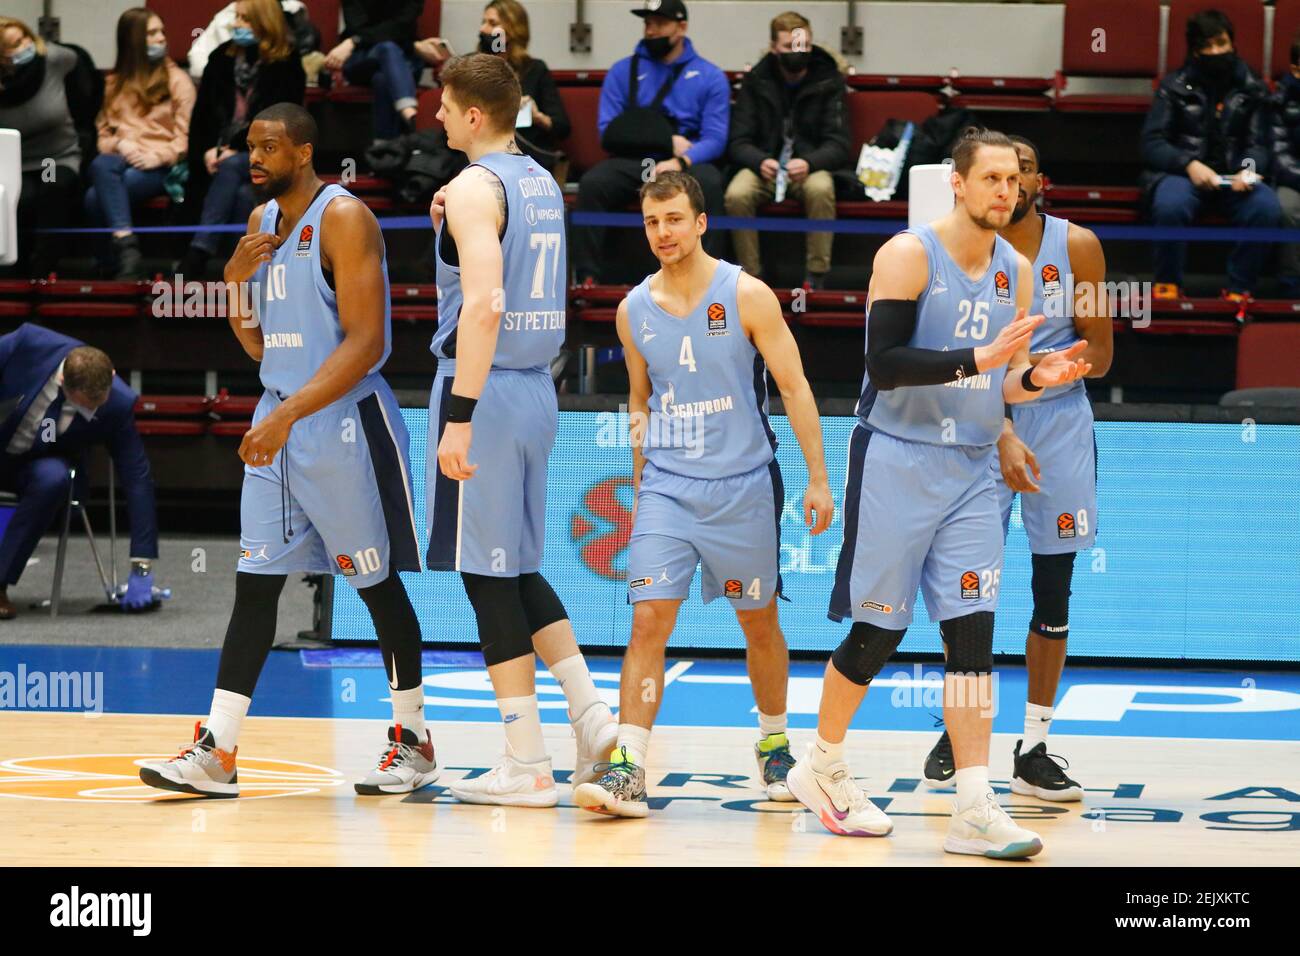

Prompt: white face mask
xmin=9 ymin=43 xmax=37 ymax=67
xmin=146 ymin=42 xmax=167 ymax=62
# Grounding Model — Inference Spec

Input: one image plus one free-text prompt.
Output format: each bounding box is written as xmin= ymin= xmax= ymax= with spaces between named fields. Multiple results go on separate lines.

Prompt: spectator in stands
xmin=185 ymin=0 xmax=321 ymax=82
xmin=180 ymin=0 xmax=306 ymax=278
xmin=87 ymin=8 xmax=194 ymax=280
xmin=1268 ymin=32 xmax=1300 ymax=298
xmin=1140 ymin=8 xmax=1281 ymax=302
xmin=725 ymin=11 xmax=849 ymax=290
xmin=325 ymin=1 xmax=425 ymax=146
xmin=0 ymin=17 xmax=95 ymax=278
xmin=416 ymin=1 xmax=570 ymax=159
xmin=573 ymin=0 xmax=731 ymax=284
xmin=0 ymin=324 xmax=160 ymax=620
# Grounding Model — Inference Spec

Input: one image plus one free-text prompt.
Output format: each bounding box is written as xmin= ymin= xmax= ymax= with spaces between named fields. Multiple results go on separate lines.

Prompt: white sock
xmin=758 ymin=710 xmax=788 ymax=739
xmin=206 ymin=689 xmax=250 ymax=751
xmin=1023 ymin=702 xmax=1053 ymax=752
xmin=954 ymin=765 xmax=992 ymax=811
xmin=391 ymin=685 xmax=426 ymax=739
xmin=811 ymin=733 xmax=844 ymax=775
xmin=616 ymin=724 xmax=651 ymax=766
xmin=551 ymin=653 xmax=601 ymax=720
xmin=498 ymin=695 xmax=547 ymax=763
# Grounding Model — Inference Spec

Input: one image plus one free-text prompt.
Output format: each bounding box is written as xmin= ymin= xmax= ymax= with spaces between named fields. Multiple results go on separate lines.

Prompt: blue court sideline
xmin=1 ymin=645 xmax=1296 ymax=742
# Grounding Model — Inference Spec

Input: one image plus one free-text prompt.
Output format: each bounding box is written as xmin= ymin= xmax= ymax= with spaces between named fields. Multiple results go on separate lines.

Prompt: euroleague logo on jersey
xmin=296 ymin=224 xmax=314 ymax=257
xmin=335 ymin=553 xmax=357 ymax=576
xmin=706 ymin=302 xmax=729 ymax=336
xmin=993 ymin=270 xmax=1011 ymax=303
xmin=1041 ymin=263 xmax=1063 ymax=298
xmin=1057 ymin=512 xmax=1077 ymax=538
xmin=960 ymin=570 xmax=980 ymax=599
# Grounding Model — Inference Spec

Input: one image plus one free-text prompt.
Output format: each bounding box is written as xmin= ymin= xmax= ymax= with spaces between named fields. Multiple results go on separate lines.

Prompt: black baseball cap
xmin=632 ymin=0 xmax=688 ymax=22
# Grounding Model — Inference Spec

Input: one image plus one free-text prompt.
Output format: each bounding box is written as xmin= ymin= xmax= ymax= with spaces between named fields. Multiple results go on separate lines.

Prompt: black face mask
xmin=0 ymin=55 xmax=45 ymax=105
xmin=1197 ymin=51 xmax=1237 ymax=86
xmin=778 ymin=51 xmax=810 ymax=74
xmin=643 ymin=35 xmax=674 ymax=60
xmin=478 ymin=31 xmax=504 ymax=55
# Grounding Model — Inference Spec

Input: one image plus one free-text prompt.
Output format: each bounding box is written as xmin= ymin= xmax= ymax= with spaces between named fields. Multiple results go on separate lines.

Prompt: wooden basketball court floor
xmin=2 ymin=711 xmax=1294 ymax=866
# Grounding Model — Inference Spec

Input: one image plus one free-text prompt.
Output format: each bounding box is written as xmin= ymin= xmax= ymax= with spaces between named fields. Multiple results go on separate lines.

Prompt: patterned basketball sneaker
xmin=756 ymin=732 xmax=797 ymax=801
xmin=1010 ymin=740 xmax=1083 ymax=802
xmin=354 ymin=724 xmax=439 ymax=795
xmin=574 ymin=746 xmax=649 ymax=818
xmin=570 ymin=701 xmax=618 ymax=788
xmin=944 ymin=792 xmax=1044 ymax=859
xmin=139 ymin=722 xmax=238 ymax=798
xmin=923 ymin=727 xmax=955 ymax=790
xmin=449 ymin=752 xmax=558 ymax=808
xmin=785 ymin=745 xmax=893 ymax=836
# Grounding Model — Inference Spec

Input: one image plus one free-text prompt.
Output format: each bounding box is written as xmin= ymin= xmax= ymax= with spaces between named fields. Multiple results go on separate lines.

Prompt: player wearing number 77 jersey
xmin=427 ymin=54 xmax=618 ymax=808
xmin=784 ymin=128 xmax=1091 ymax=858
xmin=574 ymin=171 xmax=836 ymax=818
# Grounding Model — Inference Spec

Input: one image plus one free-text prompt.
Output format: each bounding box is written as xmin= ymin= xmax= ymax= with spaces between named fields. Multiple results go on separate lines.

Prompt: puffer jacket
xmin=1268 ymin=73 xmax=1300 ymax=192
xmin=1139 ymin=56 xmax=1272 ymax=206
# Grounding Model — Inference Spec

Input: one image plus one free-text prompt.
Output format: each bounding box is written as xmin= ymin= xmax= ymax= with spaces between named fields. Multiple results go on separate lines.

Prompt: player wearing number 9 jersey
xmin=573 ymin=171 xmax=835 ymax=819
xmin=427 ymin=55 xmax=618 ymax=809
xmin=784 ymin=128 xmax=1091 ymax=858
xmin=140 ymin=104 xmax=437 ymax=801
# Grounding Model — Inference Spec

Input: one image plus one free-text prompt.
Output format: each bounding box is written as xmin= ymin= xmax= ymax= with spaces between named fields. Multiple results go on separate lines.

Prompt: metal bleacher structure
xmin=4 ymin=0 xmax=1300 ymax=478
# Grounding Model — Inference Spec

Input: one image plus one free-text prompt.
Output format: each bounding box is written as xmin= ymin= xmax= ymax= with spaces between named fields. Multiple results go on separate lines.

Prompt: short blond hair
xmin=770 ymin=11 xmax=811 ymax=43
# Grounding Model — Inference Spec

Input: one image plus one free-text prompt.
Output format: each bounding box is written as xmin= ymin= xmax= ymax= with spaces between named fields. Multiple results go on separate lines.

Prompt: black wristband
xmin=1021 ymin=366 xmax=1043 ymax=392
xmin=445 ymin=392 xmax=478 ymax=423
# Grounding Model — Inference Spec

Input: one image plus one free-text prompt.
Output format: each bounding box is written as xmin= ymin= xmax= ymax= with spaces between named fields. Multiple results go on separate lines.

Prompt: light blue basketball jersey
xmin=858 ymin=224 xmax=1021 ymax=447
xmin=627 ymin=259 xmax=777 ymax=479
xmin=431 ymin=152 xmax=566 ymax=372
xmin=254 ymin=184 xmax=389 ymax=400
xmin=1027 ymin=213 xmax=1084 ymax=403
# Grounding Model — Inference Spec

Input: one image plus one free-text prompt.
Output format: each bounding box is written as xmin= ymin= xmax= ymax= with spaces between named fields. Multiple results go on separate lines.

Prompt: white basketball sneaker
xmin=449 ymin=752 xmax=558 ymax=808
xmin=139 ymin=722 xmax=239 ymax=798
xmin=570 ymin=701 xmax=618 ymax=787
xmin=785 ymin=746 xmax=893 ymax=836
xmin=944 ymin=792 xmax=1044 ymax=858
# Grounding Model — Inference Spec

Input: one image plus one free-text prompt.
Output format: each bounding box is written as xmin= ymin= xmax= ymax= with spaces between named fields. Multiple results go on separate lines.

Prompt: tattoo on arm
xmin=468 ymin=165 xmax=508 ymax=232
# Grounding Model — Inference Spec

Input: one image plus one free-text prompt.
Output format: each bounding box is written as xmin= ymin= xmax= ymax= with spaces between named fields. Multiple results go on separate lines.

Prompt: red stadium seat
xmin=1054 ymin=0 xmax=1160 ymax=113
xmin=416 ymin=87 xmax=444 ymax=130
xmin=557 ymin=86 xmax=608 ymax=177
xmin=301 ymin=0 xmax=341 ymax=51
xmin=847 ymin=74 xmax=945 ymax=92
xmin=135 ymin=395 xmax=211 ymax=417
xmin=0 ymin=301 xmax=31 ymax=318
xmin=1236 ymin=321 xmax=1300 ymax=386
xmin=391 ymin=304 xmax=440 ymax=321
xmin=209 ymin=421 xmax=252 ymax=437
xmin=136 ymin=420 xmax=208 ymax=437
xmin=1166 ymin=0 xmax=1265 ymax=76
xmin=551 ymin=70 xmax=607 ymax=86
xmin=209 ymin=391 xmax=260 ymax=419
xmin=146 ymin=0 xmax=226 ymax=64
xmin=418 ymin=1 xmax=441 ymax=41
xmin=1271 ymin=0 xmax=1300 ymax=80
xmin=844 ymin=91 xmax=942 ymax=153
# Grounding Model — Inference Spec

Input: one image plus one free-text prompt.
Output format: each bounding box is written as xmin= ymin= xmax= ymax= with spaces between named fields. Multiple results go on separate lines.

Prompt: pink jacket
xmin=97 ymin=60 xmax=195 ymax=169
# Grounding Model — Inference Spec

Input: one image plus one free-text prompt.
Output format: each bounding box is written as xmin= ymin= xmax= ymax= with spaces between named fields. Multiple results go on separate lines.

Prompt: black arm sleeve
xmin=866 ymin=299 xmax=978 ymax=391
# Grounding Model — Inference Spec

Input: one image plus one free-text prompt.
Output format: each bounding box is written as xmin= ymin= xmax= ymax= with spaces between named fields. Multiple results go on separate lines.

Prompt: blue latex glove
xmin=122 ymin=568 xmax=155 ymax=611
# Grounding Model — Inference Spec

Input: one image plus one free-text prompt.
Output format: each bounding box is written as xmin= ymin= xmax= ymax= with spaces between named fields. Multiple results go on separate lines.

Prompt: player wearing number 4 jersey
xmin=784 ymin=128 xmax=1091 ymax=858
xmin=574 ymin=171 xmax=835 ymax=819
xmin=140 ymin=104 xmax=436 ymax=799
xmin=922 ymin=136 xmax=1113 ymax=802
xmin=427 ymin=54 xmax=616 ymax=807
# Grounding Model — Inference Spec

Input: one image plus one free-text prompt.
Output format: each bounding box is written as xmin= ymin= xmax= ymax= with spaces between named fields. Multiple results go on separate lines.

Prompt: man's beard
xmin=970 ymin=211 xmax=1006 ymax=231
xmin=251 ymin=170 xmax=293 ymax=202
xmin=1010 ymin=192 xmax=1036 ymax=224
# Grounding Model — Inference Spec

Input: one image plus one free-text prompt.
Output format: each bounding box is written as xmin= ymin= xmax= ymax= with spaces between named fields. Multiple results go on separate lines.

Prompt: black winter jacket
xmin=728 ymin=45 xmax=851 ymax=175
xmin=1268 ymin=74 xmax=1300 ymax=192
xmin=1139 ymin=57 xmax=1272 ymax=203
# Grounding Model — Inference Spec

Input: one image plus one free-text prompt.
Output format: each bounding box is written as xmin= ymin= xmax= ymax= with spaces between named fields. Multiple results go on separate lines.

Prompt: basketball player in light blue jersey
xmin=140 ymin=104 xmax=436 ymax=799
xmin=426 ymin=55 xmax=617 ymax=808
xmin=574 ymin=171 xmax=835 ymax=818
xmin=922 ymin=136 xmax=1113 ymax=801
xmin=784 ymin=129 xmax=1091 ymax=858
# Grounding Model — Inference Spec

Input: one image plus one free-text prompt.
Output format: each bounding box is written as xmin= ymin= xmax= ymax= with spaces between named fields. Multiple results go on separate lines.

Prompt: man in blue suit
xmin=0 ymin=323 xmax=160 ymax=618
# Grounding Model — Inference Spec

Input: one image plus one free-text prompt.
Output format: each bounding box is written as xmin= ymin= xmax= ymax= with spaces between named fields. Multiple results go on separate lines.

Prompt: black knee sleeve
xmin=216 ymin=572 xmax=287 ymax=698
xmin=461 ymin=573 xmax=532 ymax=666
xmin=940 ymin=612 xmax=995 ymax=674
xmin=1029 ymin=551 xmax=1075 ymax=640
xmin=519 ymin=572 xmax=568 ymax=634
xmin=830 ymin=621 xmax=905 ymax=686
xmin=357 ymin=572 xmax=423 ymax=691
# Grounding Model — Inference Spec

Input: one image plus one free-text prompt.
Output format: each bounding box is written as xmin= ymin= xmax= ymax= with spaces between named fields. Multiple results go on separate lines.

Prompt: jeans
xmin=192 ymin=152 xmax=255 ymax=255
xmin=343 ymin=40 xmax=421 ymax=140
xmin=83 ymin=151 xmax=169 ymax=232
xmin=1149 ymin=173 xmax=1284 ymax=292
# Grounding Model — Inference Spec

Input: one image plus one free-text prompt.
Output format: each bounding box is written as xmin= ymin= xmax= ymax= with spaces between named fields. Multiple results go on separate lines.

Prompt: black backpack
xmin=600 ymin=56 xmax=684 ymax=160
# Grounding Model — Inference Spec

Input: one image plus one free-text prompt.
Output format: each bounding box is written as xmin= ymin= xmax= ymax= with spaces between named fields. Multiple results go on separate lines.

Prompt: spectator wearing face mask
xmin=1140 ymin=8 xmax=1280 ymax=302
xmin=179 ymin=0 xmax=306 ymax=277
xmin=88 ymin=7 xmax=194 ymax=280
xmin=573 ymin=0 xmax=730 ymax=285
